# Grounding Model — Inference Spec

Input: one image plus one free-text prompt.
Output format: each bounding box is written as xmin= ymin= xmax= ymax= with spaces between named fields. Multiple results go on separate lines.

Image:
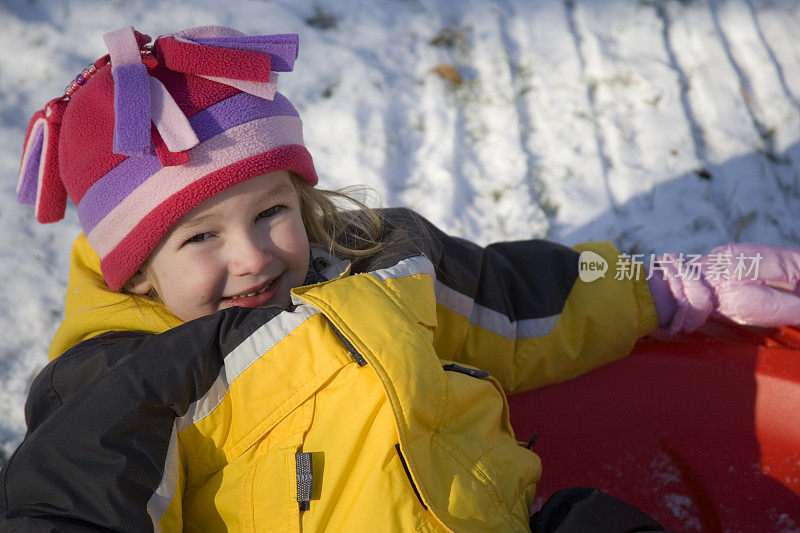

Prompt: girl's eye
xmin=184 ymin=232 xmax=213 ymax=245
xmin=257 ymin=205 xmax=284 ymax=220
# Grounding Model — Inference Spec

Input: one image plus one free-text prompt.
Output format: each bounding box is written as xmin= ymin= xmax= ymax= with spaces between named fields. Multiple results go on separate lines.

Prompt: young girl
xmin=2 ymin=25 xmax=799 ymax=532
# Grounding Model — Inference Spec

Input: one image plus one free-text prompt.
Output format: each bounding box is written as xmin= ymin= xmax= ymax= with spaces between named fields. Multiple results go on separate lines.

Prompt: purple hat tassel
xmin=104 ymin=26 xmax=153 ymax=156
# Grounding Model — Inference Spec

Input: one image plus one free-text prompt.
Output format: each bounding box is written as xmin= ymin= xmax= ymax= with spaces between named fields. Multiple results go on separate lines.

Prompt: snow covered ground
xmin=1 ymin=0 xmax=799 ymax=528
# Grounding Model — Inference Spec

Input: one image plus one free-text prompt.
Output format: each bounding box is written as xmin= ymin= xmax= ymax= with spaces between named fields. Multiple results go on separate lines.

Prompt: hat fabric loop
xmin=197 ymin=73 xmax=279 ymax=101
xmin=17 ymin=114 xmax=46 ymax=206
xmin=182 ymin=33 xmax=300 ymax=72
xmin=149 ymin=76 xmax=199 ymax=153
xmin=104 ymin=26 xmax=152 ymax=156
xmin=155 ymin=35 xmax=272 ymax=83
xmin=110 ymin=63 xmax=152 ymax=156
xmin=103 ymin=26 xmax=143 ymax=66
xmin=17 ymin=98 xmax=69 ymax=223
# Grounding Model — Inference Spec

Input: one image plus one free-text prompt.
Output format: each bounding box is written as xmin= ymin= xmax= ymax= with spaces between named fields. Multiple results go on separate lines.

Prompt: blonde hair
xmin=290 ymin=172 xmax=384 ymax=259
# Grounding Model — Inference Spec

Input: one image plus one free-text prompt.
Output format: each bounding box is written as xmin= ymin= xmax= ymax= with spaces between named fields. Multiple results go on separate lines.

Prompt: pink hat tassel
xmin=17 ymin=98 xmax=69 ymax=223
xmin=149 ymin=76 xmax=199 ymax=154
xmin=17 ymin=112 xmax=47 ymax=206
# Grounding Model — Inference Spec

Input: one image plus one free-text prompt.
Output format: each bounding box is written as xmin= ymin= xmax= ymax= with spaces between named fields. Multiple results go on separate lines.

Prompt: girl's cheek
xmin=204 ymin=263 xmax=231 ymax=300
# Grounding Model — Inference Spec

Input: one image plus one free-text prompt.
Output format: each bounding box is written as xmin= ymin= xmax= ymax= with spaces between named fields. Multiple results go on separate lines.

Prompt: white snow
xmin=1 ymin=0 xmax=799 ymax=489
xmin=664 ymin=493 xmax=703 ymax=531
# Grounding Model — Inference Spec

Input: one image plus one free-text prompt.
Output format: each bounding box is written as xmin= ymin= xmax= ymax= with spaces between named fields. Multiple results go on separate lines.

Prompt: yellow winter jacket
xmin=8 ymin=209 xmax=658 ymax=532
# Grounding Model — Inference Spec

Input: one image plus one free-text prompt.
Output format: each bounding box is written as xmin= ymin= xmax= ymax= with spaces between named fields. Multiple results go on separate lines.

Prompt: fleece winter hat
xmin=16 ymin=26 xmax=318 ymax=290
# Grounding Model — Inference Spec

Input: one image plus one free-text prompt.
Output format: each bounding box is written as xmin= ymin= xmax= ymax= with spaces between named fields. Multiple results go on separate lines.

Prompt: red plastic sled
xmin=508 ymin=320 xmax=800 ymax=532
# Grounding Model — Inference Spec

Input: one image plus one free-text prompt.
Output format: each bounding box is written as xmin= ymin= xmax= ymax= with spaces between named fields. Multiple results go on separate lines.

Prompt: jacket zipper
xmin=395 ymin=443 xmax=428 ymax=510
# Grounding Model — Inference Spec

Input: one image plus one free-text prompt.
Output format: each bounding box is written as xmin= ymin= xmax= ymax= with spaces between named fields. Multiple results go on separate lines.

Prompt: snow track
xmin=1 ymin=0 xmax=799 ymax=491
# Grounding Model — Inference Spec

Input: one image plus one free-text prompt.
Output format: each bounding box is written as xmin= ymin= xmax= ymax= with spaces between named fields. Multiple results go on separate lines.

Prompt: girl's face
xmin=125 ymin=170 xmax=310 ymax=322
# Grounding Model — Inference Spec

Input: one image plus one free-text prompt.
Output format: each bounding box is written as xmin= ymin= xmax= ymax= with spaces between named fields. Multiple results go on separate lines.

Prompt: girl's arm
xmin=0 ymin=305 xmax=282 ymax=532
xmin=359 ymin=208 xmax=658 ymax=395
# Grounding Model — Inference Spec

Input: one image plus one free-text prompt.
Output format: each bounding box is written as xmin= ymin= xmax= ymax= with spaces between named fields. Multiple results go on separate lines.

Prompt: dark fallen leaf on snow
xmin=430 ymin=28 xmax=466 ymax=48
xmin=694 ymin=167 xmax=712 ymax=180
xmin=306 ymin=6 xmax=338 ymax=30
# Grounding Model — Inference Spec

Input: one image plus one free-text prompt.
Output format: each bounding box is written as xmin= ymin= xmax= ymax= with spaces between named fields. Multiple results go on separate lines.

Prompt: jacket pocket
xmin=244 ymin=396 xmax=316 ymax=533
xmin=423 ymin=361 xmax=541 ymax=531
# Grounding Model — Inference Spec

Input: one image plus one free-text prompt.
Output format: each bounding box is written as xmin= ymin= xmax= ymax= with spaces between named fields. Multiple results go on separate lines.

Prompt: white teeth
xmin=229 ymin=284 xmax=269 ymax=300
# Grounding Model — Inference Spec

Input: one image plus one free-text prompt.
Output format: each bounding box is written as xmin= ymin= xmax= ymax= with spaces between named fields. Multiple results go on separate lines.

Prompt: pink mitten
xmin=648 ymin=243 xmax=800 ymax=334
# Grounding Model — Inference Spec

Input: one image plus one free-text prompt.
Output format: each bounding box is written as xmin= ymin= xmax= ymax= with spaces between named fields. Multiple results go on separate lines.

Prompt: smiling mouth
xmin=227 ymin=283 xmax=272 ymax=300
xmin=219 ymin=273 xmax=286 ymax=309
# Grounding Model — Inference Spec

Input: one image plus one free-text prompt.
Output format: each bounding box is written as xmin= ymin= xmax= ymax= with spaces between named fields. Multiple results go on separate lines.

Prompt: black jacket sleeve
xmin=0 ymin=306 xmax=282 ymax=532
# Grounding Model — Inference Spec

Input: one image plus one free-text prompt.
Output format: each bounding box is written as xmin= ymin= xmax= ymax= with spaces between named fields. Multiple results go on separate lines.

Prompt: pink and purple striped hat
xmin=16 ymin=26 xmax=318 ymax=290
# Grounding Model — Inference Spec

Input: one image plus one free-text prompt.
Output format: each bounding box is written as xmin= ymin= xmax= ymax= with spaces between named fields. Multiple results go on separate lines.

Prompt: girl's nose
xmin=227 ymin=232 xmax=270 ymax=276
